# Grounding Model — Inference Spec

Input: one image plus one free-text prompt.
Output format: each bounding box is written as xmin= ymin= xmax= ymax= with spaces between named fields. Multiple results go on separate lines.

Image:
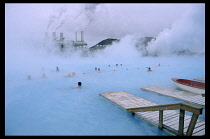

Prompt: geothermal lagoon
xmin=5 ymin=3 xmax=205 ymax=136
xmin=5 ymin=56 xmax=205 ymax=135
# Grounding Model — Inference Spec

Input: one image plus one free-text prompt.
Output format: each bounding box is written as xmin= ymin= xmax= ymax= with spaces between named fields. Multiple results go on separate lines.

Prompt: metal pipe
xmin=60 ymin=32 xmax=63 ymax=41
xmin=81 ymin=31 xmax=83 ymax=41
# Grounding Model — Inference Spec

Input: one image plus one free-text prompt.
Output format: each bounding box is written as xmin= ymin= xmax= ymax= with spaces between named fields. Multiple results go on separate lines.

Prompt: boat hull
xmin=172 ymin=79 xmax=205 ymax=95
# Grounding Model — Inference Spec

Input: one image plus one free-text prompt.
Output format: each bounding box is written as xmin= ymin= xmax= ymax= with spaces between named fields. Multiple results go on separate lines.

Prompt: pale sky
xmin=5 ymin=3 xmax=204 ymax=47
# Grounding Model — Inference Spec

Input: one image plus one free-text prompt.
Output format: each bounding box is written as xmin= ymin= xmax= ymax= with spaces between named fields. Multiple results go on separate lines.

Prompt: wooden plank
xmin=128 ymin=102 xmax=203 ymax=115
xmin=178 ymin=109 xmax=185 ymax=136
xmin=127 ymin=103 xmax=181 ymax=112
xmin=186 ymin=113 xmax=199 ymax=136
xmin=194 ymin=78 xmax=205 ymax=81
xmin=164 ymin=112 xmax=179 ymax=121
xmin=159 ymin=110 xmax=163 ymax=129
xmin=140 ymin=112 xmax=159 ymax=125
xmin=192 ymin=124 xmax=205 ymax=134
xmin=167 ymin=115 xmax=191 ymax=131
xmin=163 ymin=111 xmax=179 ymax=121
xmin=163 ymin=115 xmax=179 ymax=127
xmin=180 ymin=103 xmax=203 ymax=115
xmin=99 ymin=91 xmax=205 ymax=136
xmin=193 ymin=128 xmax=205 ymax=136
xmin=141 ymin=86 xmax=205 ymax=106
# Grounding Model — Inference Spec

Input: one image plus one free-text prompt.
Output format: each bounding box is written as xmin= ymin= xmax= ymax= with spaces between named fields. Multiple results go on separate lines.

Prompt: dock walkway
xmin=99 ymin=91 xmax=205 ymax=136
xmin=194 ymin=78 xmax=205 ymax=81
xmin=141 ymin=86 xmax=205 ymax=106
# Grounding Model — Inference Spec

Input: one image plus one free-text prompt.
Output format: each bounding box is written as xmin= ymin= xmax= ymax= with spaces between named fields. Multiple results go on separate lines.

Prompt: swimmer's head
xmin=78 ymin=82 xmax=82 ymax=86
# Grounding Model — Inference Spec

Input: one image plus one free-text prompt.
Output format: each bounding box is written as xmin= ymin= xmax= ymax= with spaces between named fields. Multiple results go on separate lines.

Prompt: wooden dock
xmin=99 ymin=91 xmax=205 ymax=136
xmin=194 ymin=78 xmax=205 ymax=81
xmin=141 ymin=86 xmax=205 ymax=106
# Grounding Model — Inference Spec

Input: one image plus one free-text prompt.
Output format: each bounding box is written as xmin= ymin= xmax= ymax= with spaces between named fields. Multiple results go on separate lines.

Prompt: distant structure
xmin=73 ymin=31 xmax=87 ymax=48
xmin=44 ymin=31 xmax=88 ymax=51
xmin=89 ymin=38 xmax=119 ymax=51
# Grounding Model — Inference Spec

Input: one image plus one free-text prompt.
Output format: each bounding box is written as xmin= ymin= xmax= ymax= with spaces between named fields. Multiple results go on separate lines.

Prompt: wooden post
xmin=159 ymin=110 xmax=163 ymax=129
xmin=186 ymin=113 xmax=199 ymax=136
xmin=178 ymin=109 xmax=185 ymax=136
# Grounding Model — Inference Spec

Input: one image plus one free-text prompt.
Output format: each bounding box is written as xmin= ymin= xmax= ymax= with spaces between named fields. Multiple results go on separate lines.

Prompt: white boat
xmin=172 ymin=78 xmax=205 ymax=95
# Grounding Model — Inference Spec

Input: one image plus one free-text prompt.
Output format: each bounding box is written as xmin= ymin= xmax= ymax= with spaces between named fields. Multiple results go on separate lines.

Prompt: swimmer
xmin=75 ymin=82 xmax=82 ymax=87
xmin=72 ymin=72 xmax=75 ymax=76
xmin=68 ymin=73 xmax=71 ymax=77
xmin=108 ymin=65 xmax=110 ymax=67
xmin=95 ymin=67 xmax=97 ymax=71
xmin=120 ymin=64 xmax=122 ymax=66
xmin=116 ymin=64 xmax=118 ymax=66
xmin=158 ymin=63 xmax=160 ymax=66
xmin=28 ymin=75 xmax=31 ymax=80
xmin=147 ymin=67 xmax=152 ymax=71
xmin=65 ymin=73 xmax=71 ymax=77
xmin=56 ymin=66 xmax=60 ymax=71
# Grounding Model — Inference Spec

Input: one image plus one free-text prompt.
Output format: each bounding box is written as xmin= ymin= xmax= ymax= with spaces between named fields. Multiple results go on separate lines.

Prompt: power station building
xmin=44 ymin=31 xmax=88 ymax=50
xmin=72 ymin=31 xmax=87 ymax=48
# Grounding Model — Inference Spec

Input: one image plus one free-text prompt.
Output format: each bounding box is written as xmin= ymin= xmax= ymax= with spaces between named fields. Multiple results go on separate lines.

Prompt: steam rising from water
xmin=5 ymin=3 xmax=205 ymax=73
xmin=147 ymin=5 xmax=205 ymax=56
xmin=5 ymin=4 xmax=205 ymax=136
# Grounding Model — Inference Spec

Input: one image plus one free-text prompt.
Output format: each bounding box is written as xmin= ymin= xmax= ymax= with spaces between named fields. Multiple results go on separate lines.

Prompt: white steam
xmin=147 ymin=4 xmax=205 ymax=56
xmin=5 ymin=3 xmax=205 ymax=73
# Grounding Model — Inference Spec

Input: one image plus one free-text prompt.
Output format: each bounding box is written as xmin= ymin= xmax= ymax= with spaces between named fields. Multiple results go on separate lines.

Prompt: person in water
xmin=98 ymin=68 xmax=101 ymax=73
xmin=56 ymin=66 xmax=60 ymax=71
xmin=147 ymin=67 xmax=152 ymax=71
xmin=75 ymin=82 xmax=82 ymax=87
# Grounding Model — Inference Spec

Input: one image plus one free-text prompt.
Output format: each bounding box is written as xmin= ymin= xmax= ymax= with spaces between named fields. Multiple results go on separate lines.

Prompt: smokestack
xmin=83 ymin=31 xmax=84 ymax=41
xmin=60 ymin=32 xmax=64 ymax=41
xmin=81 ymin=31 xmax=83 ymax=41
xmin=52 ymin=32 xmax=56 ymax=40
xmin=75 ymin=32 xmax=77 ymax=41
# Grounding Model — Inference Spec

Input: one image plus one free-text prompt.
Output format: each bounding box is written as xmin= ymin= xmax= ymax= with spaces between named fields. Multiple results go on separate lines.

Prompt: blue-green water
xmin=5 ymin=56 xmax=205 ymax=135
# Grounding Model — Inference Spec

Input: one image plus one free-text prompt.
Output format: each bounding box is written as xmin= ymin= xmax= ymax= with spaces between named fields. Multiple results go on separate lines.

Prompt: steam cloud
xmin=5 ymin=3 xmax=205 ymax=70
xmin=146 ymin=4 xmax=205 ymax=56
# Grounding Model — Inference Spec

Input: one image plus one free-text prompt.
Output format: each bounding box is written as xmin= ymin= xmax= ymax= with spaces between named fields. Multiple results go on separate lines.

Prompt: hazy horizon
xmin=5 ymin=3 xmax=205 ymax=47
xmin=5 ymin=3 xmax=205 ymax=68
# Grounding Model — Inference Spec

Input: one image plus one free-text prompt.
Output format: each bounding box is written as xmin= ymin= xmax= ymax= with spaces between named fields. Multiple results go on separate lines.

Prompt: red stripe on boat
xmin=172 ymin=78 xmax=205 ymax=89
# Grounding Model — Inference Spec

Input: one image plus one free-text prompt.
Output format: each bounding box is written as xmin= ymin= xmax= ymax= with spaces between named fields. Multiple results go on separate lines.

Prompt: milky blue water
xmin=5 ymin=56 xmax=205 ymax=135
